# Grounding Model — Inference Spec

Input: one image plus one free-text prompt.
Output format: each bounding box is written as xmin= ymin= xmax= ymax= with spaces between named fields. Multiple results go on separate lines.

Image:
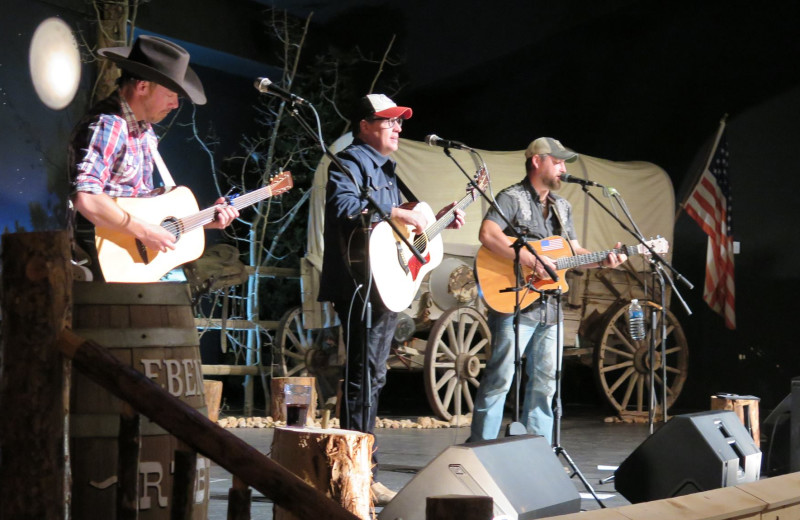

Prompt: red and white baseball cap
xmin=355 ymin=93 xmax=413 ymax=120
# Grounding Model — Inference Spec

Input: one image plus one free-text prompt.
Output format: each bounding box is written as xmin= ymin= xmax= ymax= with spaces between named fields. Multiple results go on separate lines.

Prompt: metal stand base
xmin=554 ymin=444 xmax=606 ymax=508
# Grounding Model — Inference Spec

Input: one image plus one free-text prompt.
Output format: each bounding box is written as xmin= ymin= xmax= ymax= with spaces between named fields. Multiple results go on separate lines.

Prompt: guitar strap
xmin=395 ymin=174 xmax=418 ymax=203
xmin=549 ymin=195 xmax=576 ymax=255
xmin=148 ymin=133 xmax=176 ymax=188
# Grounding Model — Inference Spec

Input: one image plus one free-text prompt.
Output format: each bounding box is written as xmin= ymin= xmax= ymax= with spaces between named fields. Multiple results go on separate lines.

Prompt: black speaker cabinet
xmin=378 ymin=435 xmax=580 ymax=520
xmin=615 ymin=410 xmax=762 ymax=503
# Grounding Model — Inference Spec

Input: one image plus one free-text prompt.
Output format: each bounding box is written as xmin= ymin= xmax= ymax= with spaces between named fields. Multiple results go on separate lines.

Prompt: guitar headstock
xmin=468 ymin=167 xmax=489 ymax=198
xmin=636 ymin=236 xmax=669 ymax=255
xmin=268 ymin=171 xmax=294 ymax=196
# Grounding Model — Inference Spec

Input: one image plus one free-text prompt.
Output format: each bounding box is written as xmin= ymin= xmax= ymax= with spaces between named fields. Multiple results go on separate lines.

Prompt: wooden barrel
xmin=70 ymin=282 xmax=210 ymax=520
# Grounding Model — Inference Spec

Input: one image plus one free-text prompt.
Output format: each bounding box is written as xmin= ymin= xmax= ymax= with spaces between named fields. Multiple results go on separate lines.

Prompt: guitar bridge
xmin=396 ymin=242 xmax=410 ymax=275
xmin=135 ymin=239 xmax=150 ymax=265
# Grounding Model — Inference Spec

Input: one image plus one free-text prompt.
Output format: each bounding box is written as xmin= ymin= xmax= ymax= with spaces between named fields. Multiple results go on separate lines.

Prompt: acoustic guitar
xmin=95 ymin=172 xmax=293 ymax=282
xmin=474 ymin=235 xmax=669 ymax=313
xmin=367 ymin=168 xmax=488 ymax=312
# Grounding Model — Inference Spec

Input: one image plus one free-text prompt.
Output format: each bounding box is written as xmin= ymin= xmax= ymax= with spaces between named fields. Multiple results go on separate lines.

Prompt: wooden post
xmin=172 ymin=445 xmax=198 ymax=520
xmin=0 ymin=231 xmax=72 ymax=520
xmin=270 ymin=376 xmax=317 ymax=424
xmin=426 ymin=495 xmax=493 ymax=520
xmin=55 ymin=329 xmax=360 ymax=520
xmin=227 ymin=476 xmax=252 ymax=520
xmin=272 ymin=427 xmax=373 ymax=520
xmin=117 ymin=406 xmax=141 ymax=520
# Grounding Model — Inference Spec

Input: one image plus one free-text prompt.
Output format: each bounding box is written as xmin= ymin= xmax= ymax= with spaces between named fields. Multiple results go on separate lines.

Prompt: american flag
xmin=540 ymin=238 xmax=564 ymax=252
xmin=684 ymin=128 xmax=736 ymax=329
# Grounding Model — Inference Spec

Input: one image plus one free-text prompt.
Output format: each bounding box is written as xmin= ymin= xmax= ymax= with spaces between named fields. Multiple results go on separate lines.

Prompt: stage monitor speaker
xmin=615 ymin=410 xmax=761 ymax=504
xmin=378 ymin=435 xmax=580 ymax=520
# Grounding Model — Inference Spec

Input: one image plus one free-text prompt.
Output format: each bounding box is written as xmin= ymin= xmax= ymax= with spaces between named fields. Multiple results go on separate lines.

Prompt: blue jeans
xmin=470 ymin=311 xmax=561 ymax=444
xmin=332 ymin=297 xmax=397 ymax=479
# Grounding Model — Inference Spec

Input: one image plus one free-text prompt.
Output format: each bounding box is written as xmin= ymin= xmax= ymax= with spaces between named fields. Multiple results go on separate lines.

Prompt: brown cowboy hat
xmin=99 ymin=35 xmax=206 ymax=105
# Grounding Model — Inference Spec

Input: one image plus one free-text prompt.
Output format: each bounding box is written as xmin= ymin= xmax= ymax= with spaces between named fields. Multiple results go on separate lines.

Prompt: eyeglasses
xmin=368 ymin=117 xmax=404 ymax=129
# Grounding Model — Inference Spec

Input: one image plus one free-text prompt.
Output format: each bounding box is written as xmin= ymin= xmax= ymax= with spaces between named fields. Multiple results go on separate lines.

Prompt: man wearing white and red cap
xmin=319 ymin=94 xmax=465 ymax=504
xmin=69 ymin=35 xmax=238 ymax=280
xmin=470 ymin=137 xmax=627 ymax=445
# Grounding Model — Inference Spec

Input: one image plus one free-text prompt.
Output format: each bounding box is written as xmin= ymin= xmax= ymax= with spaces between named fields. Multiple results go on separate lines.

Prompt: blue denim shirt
xmin=318 ymin=139 xmax=402 ymax=303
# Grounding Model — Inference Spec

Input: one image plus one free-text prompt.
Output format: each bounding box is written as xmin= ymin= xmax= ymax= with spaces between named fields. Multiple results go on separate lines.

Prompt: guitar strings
xmin=157 ymin=186 xmax=274 ymax=236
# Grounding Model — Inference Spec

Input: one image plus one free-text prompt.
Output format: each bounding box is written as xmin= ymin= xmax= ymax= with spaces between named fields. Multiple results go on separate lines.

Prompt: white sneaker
xmin=371 ymin=481 xmax=397 ymax=506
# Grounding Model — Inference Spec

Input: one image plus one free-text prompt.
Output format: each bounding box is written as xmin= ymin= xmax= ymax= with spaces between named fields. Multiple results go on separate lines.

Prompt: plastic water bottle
xmin=627 ymin=299 xmax=645 ymax=341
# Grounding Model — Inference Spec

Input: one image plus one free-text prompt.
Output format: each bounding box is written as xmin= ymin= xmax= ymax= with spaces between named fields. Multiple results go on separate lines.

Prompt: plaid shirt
xmin=70 ymin=91 xmax=156 ymax=197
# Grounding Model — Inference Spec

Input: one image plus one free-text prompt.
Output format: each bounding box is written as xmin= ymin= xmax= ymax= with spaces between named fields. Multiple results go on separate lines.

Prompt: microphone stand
xmin=440 ymin=147 xmax=558 ymax=436
xmin=576 ymin=183 xmax=692 ymax=433
xmin=284 ymin=101 xmax=428 ymax=433
xmin=548 ymin=288 xmax=606 ymax=508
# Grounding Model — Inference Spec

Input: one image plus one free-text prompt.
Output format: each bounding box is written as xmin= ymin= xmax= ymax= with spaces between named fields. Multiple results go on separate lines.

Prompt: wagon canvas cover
xmin=303 ymin=134 xmax=674 ymax=327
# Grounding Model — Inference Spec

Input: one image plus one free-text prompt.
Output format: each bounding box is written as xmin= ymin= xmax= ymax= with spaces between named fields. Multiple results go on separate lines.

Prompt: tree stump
xmin=270 ymin=376 xmax=317 ymax=424
xmin=271 ymin=427 xmax=373 ymax=520
xmin=203 ymin=380 xmax=224 ymax=423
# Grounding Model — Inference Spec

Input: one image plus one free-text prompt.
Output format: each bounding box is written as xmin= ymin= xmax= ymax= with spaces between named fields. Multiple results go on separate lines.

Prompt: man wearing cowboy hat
xmin=69 ymin=35 xmax=238 ymax=280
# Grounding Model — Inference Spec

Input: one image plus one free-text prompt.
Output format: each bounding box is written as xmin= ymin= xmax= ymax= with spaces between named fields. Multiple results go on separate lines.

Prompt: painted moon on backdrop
xmin=29 ymin=17 xmax=81 ymax=110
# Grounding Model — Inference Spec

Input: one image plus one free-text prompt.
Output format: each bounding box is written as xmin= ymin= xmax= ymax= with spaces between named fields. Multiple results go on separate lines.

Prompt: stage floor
xmin=206 ymin=405 xmax=654 ymax=518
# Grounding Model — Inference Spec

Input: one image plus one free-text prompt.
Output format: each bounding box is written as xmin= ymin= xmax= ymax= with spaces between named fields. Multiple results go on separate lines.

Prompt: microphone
xmin=424 ymin=134 xmax=473 ymax=151
xmin=254 ymin=77 xmax=308 ymax=105
xmin=560 ymin=173 xmax=604 ymax=187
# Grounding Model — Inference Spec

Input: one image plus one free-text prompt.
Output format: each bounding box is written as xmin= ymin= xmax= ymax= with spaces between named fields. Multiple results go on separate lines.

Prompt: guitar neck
xmin=173 ymin=185 xmax=274 ymax=233
xmin=554 ymin=245 xmax=638 ymax=270
xmin=422 ymin=191 xmax=474 ymax=240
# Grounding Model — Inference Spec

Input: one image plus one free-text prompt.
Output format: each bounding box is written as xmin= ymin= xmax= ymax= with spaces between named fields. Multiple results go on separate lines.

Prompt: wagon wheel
xmin=594 ymin=302 xmax=688 ymax=414
xmin=276 ymin=306 xmax=338 ymax=378
xmin=424 ymin=307 xmax=491 ymax=421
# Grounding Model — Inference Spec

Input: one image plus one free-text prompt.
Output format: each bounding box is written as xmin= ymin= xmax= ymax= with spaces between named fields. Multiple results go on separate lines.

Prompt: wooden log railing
xmin=0 ymin=231 xmax=358 ymax=520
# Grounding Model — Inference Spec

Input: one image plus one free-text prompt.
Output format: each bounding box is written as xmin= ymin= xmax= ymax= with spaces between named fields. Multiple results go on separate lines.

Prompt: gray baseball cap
xmin=524 ymin=137 xmax=578 ymax=163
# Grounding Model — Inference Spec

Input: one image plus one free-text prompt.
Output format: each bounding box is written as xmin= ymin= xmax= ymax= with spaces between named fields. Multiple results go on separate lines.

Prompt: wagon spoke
xmin=604 ymin=346 xmax=634 ymax=359
xmin=620 ymin=372 xmax=639 ymax=409
xmin=454 ymin=381 xmax=463 ymax=417
xmin=462 ymin=320 xmax=479 ymax=350
xmin=468 ymin=338 xmax=489 ymax=357
xmin=608 ymin=366 xmax=636 ymax=393
xmin=461 ymin=382 xmax=473 ymax=411
xmin=434 ymin=369 xmax=456 ymax=391
xmin=600 ymin=360 xmax=634 ymax=374
xmin=609 ymin=323 xmax=638 ymax=354
xmin=441 ymin=377 xmax=458 ymax=410
xmin=434 ymin=339 xmax=457 ymax=361
xmin=636 ymin=374 xmax=644 ymax=412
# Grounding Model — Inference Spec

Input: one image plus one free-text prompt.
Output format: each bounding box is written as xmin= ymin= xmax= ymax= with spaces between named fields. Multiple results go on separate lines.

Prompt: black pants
xmin=333 ymin=296 xmax=398 ymax=478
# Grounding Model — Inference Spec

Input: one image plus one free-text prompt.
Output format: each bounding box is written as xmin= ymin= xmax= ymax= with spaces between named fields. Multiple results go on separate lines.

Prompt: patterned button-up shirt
xmin=70 ymin=91 xmax=157 ymax=197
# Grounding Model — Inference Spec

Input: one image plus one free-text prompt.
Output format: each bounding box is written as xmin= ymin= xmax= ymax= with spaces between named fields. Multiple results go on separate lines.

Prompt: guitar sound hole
xmin=161 ymin=217 xmax=182 ymax=240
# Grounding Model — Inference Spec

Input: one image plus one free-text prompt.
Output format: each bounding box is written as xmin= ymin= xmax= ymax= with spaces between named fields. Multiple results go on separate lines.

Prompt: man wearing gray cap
xmin=470 ymin=137 xmax=627 ymax=444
